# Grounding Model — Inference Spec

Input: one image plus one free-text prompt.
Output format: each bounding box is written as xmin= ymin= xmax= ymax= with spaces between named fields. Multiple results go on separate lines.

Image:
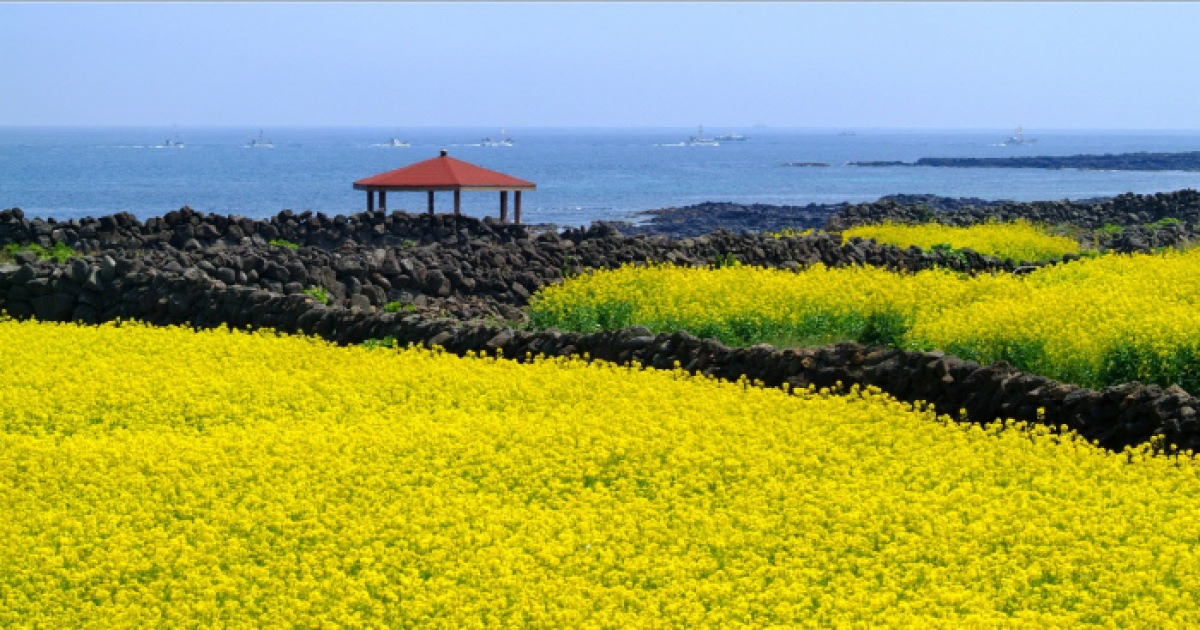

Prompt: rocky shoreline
xmin=849 ymin=151 xmax=1200 ymax=171
xmin=607 ymin=194 xmax=1012 ymax=238
xmin=616 ymin=190 xmax=1200 ymax=250
xmin=5 ymin=190 xmax=1200 ymax=452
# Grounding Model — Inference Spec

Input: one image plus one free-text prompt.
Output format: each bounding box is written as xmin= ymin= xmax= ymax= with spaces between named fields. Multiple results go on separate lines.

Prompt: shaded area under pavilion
xmin=353 ymin=150 xmax=536 ymax=223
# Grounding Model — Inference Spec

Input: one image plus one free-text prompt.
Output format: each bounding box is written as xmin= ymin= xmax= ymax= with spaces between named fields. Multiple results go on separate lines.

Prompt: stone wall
xmin=827 ymin=189 xmax=1200 ymax=232
xmin=2 ymin=256 xmax=1196 ymax=454
xmin=1 ymin=206 xmax=1028 ymax=321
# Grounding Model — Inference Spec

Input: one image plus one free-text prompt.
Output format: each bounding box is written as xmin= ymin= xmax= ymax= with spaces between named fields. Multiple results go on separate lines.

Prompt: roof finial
xmin=440 ymin=149 xmax=448 ymax=157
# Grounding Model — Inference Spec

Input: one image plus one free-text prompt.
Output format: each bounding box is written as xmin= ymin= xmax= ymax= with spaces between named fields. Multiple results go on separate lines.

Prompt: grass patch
xmin=2 ymin=242 xmax=80 ymax=264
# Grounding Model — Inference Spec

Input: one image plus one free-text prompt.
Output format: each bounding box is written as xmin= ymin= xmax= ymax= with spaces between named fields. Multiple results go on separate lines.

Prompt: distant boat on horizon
xmin=1001 ymin=126 xmax=1037 ymax=146
xmin=154 ymin=126 xmax=185 ymax=148
xmin=386 ymin=137 xmax=410 ymax=147
xmin=687 ymin=125 xmax=720 ymax=147
xmin=245 ymin=130 xmax=274 ymax=148
xmin=479 ymin=128 xmax=514 ymax=147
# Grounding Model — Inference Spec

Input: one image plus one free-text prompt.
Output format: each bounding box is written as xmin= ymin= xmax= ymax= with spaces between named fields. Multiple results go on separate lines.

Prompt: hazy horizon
xmin=5 ymin=125 xmax=1200 ymax=133
xmin=3 ymin=3 xmax=1199 ymax=129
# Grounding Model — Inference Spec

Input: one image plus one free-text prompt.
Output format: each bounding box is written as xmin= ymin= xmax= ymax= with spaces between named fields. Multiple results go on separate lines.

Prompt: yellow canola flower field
xmin=531 ymin=249 xmax=1200 ymax=391
xmin=3 ymin=322 xmax=1200 ymax=627
xmin=842 ymin=219 xmax=1080 ymax=262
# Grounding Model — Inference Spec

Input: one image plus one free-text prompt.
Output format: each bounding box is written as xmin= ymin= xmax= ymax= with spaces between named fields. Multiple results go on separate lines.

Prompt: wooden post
xmin=500 ymin=190 xmax=508 ymax=223
xmin=379 ymin=190 xmax=386 ymax=212
xmin=514 ymin=191 xmax=522 ymax=224
xmin=454 ymin=189 xmax=461 ymax=216
xmin=367 ymin=190 xmax=374 ymax=212
xmin=427 ymin=190 xmax=435 ymax=215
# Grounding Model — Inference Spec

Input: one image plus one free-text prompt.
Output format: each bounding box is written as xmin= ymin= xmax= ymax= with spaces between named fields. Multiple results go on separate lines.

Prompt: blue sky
xmin=2 ymin=2 xmax=1197 ymax=129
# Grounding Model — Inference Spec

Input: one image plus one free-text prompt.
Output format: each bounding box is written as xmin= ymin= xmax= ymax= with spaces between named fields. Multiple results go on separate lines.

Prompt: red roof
xmin=354 ymin=152 xmax=535 ymax=191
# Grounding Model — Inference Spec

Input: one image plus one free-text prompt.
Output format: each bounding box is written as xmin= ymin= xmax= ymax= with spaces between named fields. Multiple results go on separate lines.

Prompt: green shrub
xmin=47 ymin=243 xmax=78 ymax=263
xmin=929 ymin=243 xmax=967 ymax=266
xmin=303 ymin=286 xmax=330 ymax=304
xmin=361 ymin=336 xmax=398 ymax=350
xmin=1098 ymin=223 xmax=1124 ymax=236
xmin=1 ymin=242 xmax=79 ymax=263
xmin=857 ymin=310 xmax=910 ymax=348
xmin=1148 ymin=217 xmax=1183 ymax=230
xmin=269 ymin=239 xmax=300 ymax=250
xmin=384 ymin=301 xmax=415 ymax=314
xmin=713 ymin=253 xmax=740 ymax=269
xmin=1099 ymin=342 xmax=1200 ymax=393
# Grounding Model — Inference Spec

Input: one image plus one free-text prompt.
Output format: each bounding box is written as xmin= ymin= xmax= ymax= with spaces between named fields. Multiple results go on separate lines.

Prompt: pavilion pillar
xmin=454 ymin=189 xmax=461 ymax=216
xmin=367 ymin=190 xmax=375 ymax=212
xmin=427 ymin=190 xmax=435 ymax=215
xmin=514 ymin=191 xmax=522 ymax=224
xmin=500 ymin=190 xmax=509 ymax=223
xmin=379 ymin=191 xmax=387 ymax=212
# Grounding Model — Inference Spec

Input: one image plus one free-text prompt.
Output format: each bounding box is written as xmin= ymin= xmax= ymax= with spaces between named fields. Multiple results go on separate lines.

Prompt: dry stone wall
xmin=827 ymin=190 xmax=1200 ymax=233
xmin=1 ymin=250 xmax=1197 ymax=454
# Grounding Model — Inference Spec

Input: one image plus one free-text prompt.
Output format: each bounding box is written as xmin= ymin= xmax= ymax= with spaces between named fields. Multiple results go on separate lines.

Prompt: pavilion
xmin=353 ymin=150 xmax=536 ymax=223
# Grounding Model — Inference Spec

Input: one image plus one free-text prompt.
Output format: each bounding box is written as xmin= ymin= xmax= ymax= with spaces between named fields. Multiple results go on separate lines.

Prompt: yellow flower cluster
xmin=766 ymin=226 xmax=815 ymax=239
xmin=907 ymin=249 xmax=1200 ymax=389
xmin=530 ymin=261 xmax=983 ymax=347
xmin=842 ymin=219 xmax=1080 ymax=262
xmin=5 ymin=320 xmax=1200 ymax=626
xmin=531 ymin=249 xmax=1200 ymax=390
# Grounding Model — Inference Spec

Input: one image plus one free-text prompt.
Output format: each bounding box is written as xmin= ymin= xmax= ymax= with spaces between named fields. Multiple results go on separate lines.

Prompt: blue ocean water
xmin=2 ymin=127 xmax=1199 ymax=227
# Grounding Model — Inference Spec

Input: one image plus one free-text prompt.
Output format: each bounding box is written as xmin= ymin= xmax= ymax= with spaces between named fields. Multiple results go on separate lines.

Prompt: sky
xmin=2 ymin=2 xmax=1198 ymax=129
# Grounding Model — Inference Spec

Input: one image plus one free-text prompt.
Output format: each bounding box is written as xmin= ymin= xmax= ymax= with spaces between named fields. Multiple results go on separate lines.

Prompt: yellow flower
xmin=842 ymin=219 xmax=1079 ymax=262
xmin=2 ymin=320 xmax=1200 ymax=625
xmin=532 ymin=249 xmax=1200 ymax=391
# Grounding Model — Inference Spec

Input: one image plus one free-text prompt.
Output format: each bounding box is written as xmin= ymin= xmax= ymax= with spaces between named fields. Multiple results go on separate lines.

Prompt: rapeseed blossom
xmin=531 ymin=249 xmax=1200 ymax=390
xmin=842 ymin=219 xmax=1079 ymax=262
xmin=3 ymin=320 xmax=1200 ymax=626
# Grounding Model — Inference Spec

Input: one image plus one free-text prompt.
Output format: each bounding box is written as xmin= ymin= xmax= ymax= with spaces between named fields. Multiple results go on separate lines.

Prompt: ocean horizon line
xmin=4 ymin=124 xmax=1200 ymax=135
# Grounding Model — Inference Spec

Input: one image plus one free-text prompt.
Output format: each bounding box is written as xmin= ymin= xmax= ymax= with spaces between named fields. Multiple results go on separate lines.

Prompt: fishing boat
xmin=386 ymin=137 xmax=411 ymax=147
xmin=154 ymin=127 xmax=185 ymax=148
xmin=245 ymin=130 xmax=274 ymax=148
xmin=1001 ymin=126 xmax=1037 ymax=146
xmin=687 ymin=125 xmax=720 ymax=147
xmin=479 ymin=129 xmax=514 ymax=147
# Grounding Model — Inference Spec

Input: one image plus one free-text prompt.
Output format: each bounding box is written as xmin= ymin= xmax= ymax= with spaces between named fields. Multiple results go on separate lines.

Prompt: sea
xmin=2 ymin=127 xmax=1200 ymax=228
